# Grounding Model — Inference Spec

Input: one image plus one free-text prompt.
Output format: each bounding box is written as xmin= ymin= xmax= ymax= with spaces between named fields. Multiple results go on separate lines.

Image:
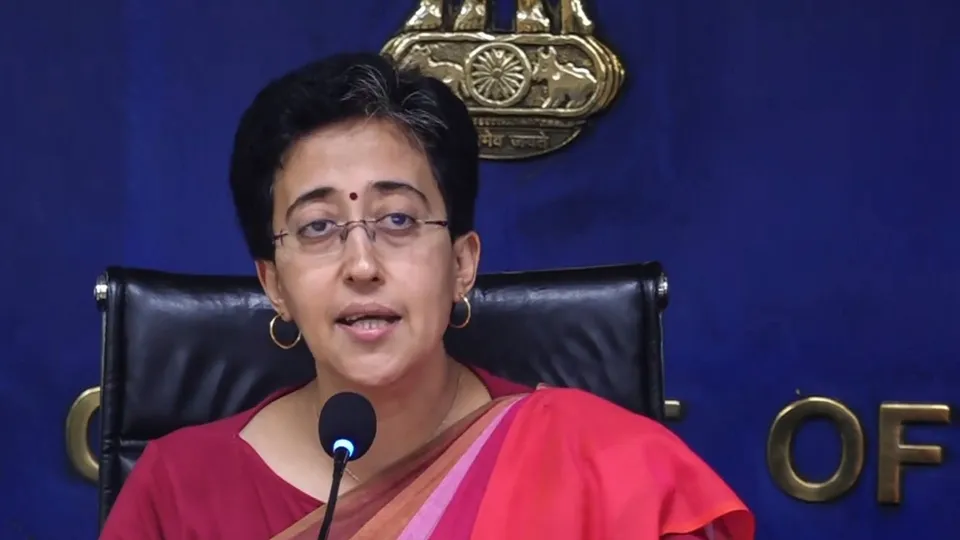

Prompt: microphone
xmin=316 ymin=392 xmax=377 ymax=540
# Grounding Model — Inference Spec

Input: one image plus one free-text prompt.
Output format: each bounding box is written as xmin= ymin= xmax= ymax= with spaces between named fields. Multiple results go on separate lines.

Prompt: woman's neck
xmin=309 ymin=354 xmax=463 ymax=480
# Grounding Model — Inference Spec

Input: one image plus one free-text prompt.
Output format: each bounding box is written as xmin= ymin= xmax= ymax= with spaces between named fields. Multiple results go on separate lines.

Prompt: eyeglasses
xmin=273 ymin=212 xmax=448 ymax=259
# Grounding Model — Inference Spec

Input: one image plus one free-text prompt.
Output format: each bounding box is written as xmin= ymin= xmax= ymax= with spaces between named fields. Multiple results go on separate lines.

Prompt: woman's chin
xmin=330 ymin=355 xmax=412 ymax=390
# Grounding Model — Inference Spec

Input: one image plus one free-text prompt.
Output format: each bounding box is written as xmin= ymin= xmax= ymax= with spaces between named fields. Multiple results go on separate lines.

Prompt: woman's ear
xmin=451 ymin=231 xmax=481 ymax=297
xmin=256 ymin=259 xmax=289 ymax=319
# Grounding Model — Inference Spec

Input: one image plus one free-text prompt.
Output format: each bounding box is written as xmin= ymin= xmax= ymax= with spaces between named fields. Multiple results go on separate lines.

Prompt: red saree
xmin=273 ymin=388 xmax=754 ymax=539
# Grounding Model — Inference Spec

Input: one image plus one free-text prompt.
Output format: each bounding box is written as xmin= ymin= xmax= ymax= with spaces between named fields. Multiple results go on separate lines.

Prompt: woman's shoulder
xmin=142 ymin=387 xmax=293 ymax=468
xmin=115 ymin=389 xmax=297 ymax=508
xmin=148 ymin=409 xmax=248 ymax=457
xmin=513 ymin=387 xmax=722 ymax=481
xmin=521 ymin=386 xmax=680 ymax=446
xmin=478 ymin=388 xmax=754 ymax=538
xmin=469 ymin=365 xmax=534 ymax=397
xmin=102 ymin=388 xmax=311 ymax=538
xmin=505 ymin=388 xmax=753 ymax=537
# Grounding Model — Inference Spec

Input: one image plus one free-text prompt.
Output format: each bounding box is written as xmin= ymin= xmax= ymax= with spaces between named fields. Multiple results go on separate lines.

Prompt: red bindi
xmin=349 ymin=192 xmax=358 ymax=200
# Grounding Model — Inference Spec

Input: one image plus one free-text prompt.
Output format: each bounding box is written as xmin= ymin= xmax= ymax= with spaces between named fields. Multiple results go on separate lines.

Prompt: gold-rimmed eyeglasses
xmin=273 ymin=212 xmax=448 ymax=258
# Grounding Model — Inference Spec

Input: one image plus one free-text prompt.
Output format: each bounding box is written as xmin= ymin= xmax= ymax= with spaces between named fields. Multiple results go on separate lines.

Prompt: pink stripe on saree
xmin=396 ymin=398 xmax=522 ymax=539
xmin=427 ymin=399 xmax=522 ymax=539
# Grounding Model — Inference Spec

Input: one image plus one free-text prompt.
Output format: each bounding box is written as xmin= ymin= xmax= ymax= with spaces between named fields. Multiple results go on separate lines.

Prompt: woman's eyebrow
xmin=368 ymin=180 xmax=431 ymax=210
xmin=284 ymin=186 xmax=335 ymax=223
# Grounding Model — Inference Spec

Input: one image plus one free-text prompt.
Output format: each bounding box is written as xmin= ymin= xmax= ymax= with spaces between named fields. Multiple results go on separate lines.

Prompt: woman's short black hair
xmin=229 ymin=52 xmax=479 ymax=261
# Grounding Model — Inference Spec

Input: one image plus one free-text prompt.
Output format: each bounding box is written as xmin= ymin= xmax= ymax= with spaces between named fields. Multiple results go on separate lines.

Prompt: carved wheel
xmin=465 ymin=43 xmax=532 ymax=108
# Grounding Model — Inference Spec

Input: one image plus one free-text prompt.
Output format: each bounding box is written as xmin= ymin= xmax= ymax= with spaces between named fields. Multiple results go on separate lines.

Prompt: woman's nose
xmin=340 ymin=227 xmax=382 ymax=283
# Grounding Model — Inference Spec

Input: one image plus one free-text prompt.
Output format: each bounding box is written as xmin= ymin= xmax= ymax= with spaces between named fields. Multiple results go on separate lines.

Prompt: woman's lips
xmin=336 ymin=317 xmax=400 ymax=343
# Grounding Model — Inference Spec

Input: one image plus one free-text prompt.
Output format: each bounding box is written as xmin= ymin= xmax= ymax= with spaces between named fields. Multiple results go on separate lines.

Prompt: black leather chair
xmin=94 ymin=263 xmax=669 ymax=527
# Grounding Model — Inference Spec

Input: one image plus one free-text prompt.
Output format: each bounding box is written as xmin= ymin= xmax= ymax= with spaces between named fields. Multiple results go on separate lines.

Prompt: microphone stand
xmin=317 ymin=446 xmax=349 ymax=540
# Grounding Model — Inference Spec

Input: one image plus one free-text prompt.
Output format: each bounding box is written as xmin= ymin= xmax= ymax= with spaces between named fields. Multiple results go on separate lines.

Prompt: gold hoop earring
xmin=449 ymin=295 xmax=471 ymax=329
xmin=269 ymin=313 xmax=302 ymax=350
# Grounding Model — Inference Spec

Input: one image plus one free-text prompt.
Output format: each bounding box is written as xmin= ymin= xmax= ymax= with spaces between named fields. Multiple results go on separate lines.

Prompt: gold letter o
xmin=64 ymin=386 xmax=100 ymax=483
xmin=767 ymin=396 xmax=865 ymax=502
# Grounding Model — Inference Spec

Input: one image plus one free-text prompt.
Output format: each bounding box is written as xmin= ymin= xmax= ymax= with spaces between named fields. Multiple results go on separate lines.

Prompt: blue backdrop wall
xmin=1 ymin=1 xmax=957 ymax=538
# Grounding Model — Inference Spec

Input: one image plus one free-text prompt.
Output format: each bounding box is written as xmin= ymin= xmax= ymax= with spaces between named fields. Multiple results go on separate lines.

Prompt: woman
xmin=100 ymin=52 xmax=754 ymax=539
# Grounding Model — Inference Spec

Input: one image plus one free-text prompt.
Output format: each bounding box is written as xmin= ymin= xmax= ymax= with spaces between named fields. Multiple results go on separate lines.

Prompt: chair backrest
xmin=95 ymin=263 xmax=669 ymax=526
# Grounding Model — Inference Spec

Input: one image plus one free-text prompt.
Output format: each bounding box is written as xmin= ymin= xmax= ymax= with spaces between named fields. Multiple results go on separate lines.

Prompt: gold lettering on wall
xmin=65 ymin=386 xmax=100 ymax=483
xmin=767 ymin=397 xmax=865 ymax=502
xmin=877 ymin=402 xmax=951 ymax=504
